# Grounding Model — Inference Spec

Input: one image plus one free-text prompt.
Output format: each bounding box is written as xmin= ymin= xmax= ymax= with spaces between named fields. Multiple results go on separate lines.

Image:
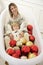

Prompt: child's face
xmin=10 ymin=5 xmax=18 ymax=17
xmin=13 ymin=24 xmax=20 ymax=31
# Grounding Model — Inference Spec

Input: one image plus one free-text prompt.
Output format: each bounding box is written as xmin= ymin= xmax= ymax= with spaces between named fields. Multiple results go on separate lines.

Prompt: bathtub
xmin=0 ymin=3 xmax=43 ymax=65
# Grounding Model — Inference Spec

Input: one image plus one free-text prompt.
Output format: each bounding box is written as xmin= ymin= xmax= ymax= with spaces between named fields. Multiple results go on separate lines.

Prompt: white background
xmin=0 ymin=0 xmax=43 ymax=65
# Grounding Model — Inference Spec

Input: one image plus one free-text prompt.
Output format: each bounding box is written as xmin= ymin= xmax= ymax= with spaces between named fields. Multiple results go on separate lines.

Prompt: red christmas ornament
xmin=9 ymin=40 xmax=16 ymax=47
xmin=28 ymin=31 xmax=32 ymax=35
xmin=27 ymin=25 xmax=33 ymax=31
xmin=33 ymin=52 xmax=38 ymax=56
xmin=6 ymin=48 xmax=15 ymax=55
xmin=29 ymin=35 xmax=35 ymax=42
xmin=12 ymin=53 xmax=19 ymax=58
xmin=16 ymin=49 xmax=21 ymax=56
xmin=31 ymin=45 xmax=38 ymax=53
xmin=21 ymin=45 xmax=30 ymax=54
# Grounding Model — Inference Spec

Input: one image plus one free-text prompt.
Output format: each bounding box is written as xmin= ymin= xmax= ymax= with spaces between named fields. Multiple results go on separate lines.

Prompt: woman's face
xmin=10 ymin=5 xmax=18 ymax=17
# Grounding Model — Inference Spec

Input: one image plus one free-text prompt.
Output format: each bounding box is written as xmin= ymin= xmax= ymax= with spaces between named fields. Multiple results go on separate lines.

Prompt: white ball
xmin=20 ymin=37 xmax=27 ymax=44
xmin=16 ymin=41 xmax=22 ymax=47
xmin=13 ymin=46 xmax=20 ymax=50
xmin=28 ymin=53 xmax=36 ymax=59
xmin=24 ymin=33 xmax=30 ymax=41
xmin=21 ymin=56 xmax=27 ymax=59
xmin=26 ymin=41 xmax=33 ymax=46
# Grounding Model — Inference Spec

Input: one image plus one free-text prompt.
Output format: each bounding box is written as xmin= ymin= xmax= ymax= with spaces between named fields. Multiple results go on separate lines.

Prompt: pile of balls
xmin=6 ymin=25 xmax=38 ymax=59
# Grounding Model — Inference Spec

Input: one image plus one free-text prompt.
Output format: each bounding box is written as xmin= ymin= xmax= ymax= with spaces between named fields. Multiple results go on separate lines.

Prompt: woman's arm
xmin=20 ymin=22 xmax=27 ymax=32
xmin=4 ymin=23 xmax=12 ymax=35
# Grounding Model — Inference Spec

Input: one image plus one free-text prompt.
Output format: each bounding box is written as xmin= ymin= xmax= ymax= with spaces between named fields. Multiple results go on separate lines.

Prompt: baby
xmin=5 ymin=22 xmax=27 ymax=41
xmin=4 ymin=22 xmax=20 ymax=42
xmin=9 ymin=22 xmax=24 ymax=41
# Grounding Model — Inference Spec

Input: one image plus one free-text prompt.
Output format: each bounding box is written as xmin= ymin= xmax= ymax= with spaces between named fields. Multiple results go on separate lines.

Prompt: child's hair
xmin=9 ymin=3 xmax=19 ymax=17
xmin=11 ymin=22 xmax=20 ymax=30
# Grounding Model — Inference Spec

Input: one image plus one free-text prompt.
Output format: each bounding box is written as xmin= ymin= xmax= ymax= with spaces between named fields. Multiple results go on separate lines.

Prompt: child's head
xmin=9 ymin=3 xmax=19 ymax=17
xmin=11 ymin=22 xmax=20 ymax=31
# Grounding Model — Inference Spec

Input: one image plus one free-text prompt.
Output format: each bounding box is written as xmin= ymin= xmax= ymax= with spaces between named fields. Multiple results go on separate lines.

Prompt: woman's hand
xmin=9 ymin=33 xmax=14 ymax=40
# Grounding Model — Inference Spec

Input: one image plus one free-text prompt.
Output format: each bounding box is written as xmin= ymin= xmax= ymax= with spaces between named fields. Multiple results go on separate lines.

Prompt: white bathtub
xmin=0 ymin=3 xmax=43 ymax=65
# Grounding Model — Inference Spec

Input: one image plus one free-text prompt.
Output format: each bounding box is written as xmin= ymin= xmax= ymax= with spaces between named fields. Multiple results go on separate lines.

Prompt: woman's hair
xmin=9 ymin=3 xmax=19 ymax=17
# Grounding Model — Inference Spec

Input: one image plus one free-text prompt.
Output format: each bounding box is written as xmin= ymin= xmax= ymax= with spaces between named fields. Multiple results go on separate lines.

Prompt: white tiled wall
xmin=22 ymin=0 xmax=43 ymax=33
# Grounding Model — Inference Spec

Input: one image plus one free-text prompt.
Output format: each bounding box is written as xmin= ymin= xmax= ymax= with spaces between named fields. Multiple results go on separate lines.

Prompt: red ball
xmin=27 ymin=25 xmax=33 ymax=31
xmin=16 ymin=49 xmax=21 ymax=56
xmin=29 ymin=35 xmax=35 ymax=42
xmin=33 ymin=52 xmax=38 ymax=56
xmin=9 ymin=40 xmax=16 ymax=47
xmin=21 ymin=45 xmax=30 ymax=54
xmin=12 ymin=53 xmax=19 ymax=58
xmin=31 ymin=45 xmax=38 ymax=53
xmin=6 ymin=48 xmax=15 ymax=55
xmin=28 ymin=31 xmax=32 ymax=35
